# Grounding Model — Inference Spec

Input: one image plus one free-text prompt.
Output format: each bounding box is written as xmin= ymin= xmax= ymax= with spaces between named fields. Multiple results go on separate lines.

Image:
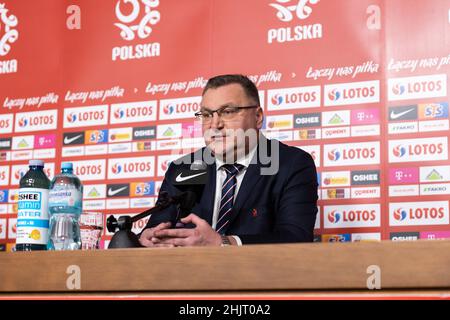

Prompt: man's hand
xmin=151 ymin=214 xmax=222 ymax=247
xmin=139 ymin=222 xmax=174 ymax=247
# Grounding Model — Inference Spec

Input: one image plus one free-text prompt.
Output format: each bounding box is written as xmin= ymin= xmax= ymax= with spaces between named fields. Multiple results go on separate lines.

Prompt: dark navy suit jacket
xmin=145 ymin=138 xmax=318 ymax=244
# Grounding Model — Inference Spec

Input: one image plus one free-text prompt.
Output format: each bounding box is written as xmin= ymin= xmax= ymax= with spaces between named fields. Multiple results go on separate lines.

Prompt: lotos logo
xmin=108 ymin=156 xmax=155 ymax=179
xmin=393 ymin=208 xmax=407 ymax=221
xmin=392 ymin=83 xmax=406 ymax=96
xmin=15 ymin=110 xmax=58 ymax=133
xmin=18 ymin=118 xmax=27 ymax=127
xmin=324 ymin=80 xmax=380 ymax=106
xmin=324 ymin=204 xmax=380 ymax=228
xmin=163 ymin=104 xmax=175 ymax=115
xmin=389 ymin=137 xmax=448 ymax=163
xmin=390 ymin=201 xmax=449 ymax=226
xmin=327 ymin=149 xmax=340 ymax=161
xmin=269 ymin=0 xmax=320 ymax=22
xmin=159 ymin=97 xmax=202 ymax=120
xmin=393 ymin=145 xmax=406 ymax=157
xmin=328 ymin=89 xmax=340 ymax=101
xmin=111 ymin=101 xmax=157 ymax=124
xmin=64 ymin=105 xmax=108 ymax=128
xmin=271 ymin=94 xmax=283 ymax=106
xmin=114 ymin=109 xmax=125 ymax=119
xmin=0 ymin=3 xmax=19 ymax=57
xmin=72 ymin=160 xmax=106 ymax=181
xmin=14 ymin=168 xmax=26 ymax=181
xmin=324 ymin=142 xmax=380 ymax=167
xmin=115 ymin=0 xmax=160 ymax=41
xmin=267 ymin=86 xmax=320 ymax=111
xmin=112 ymin=164 xmax=122 ymax=174
xmin=66 ymin=113 xmax=77 ymax=123
xmin=327 ymin=210 xmax=341 ymax=223
xmin=388 ymin=74 xmax=447 ymax=101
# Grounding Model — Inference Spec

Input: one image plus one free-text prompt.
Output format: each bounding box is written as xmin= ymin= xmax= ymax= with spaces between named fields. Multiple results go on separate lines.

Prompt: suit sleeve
xmin=239 ymin=151 xmax=318 ymax=244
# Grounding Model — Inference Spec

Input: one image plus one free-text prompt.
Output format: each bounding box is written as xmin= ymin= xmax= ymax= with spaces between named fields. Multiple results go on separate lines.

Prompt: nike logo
xmin=390 ymin=108 xmax=415 ymax=120
xmin=64 ymin=134 xmax=82 ymax=145
xmin=107 ymin=186 xmax=128 ymax=196
xmin=175 ymin=171 xmax=206 ymax=183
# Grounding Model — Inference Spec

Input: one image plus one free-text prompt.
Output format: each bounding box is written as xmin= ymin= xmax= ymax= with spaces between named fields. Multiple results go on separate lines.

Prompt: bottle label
xmin=16 ymin=188 xmax=49 ymax=245
xmin=49 ymin=189 xmax=82 ymax=209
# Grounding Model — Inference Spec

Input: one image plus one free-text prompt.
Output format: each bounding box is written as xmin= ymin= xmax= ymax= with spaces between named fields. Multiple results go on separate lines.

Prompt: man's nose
xmin=209 ymin=112 xmax=224 ymax=129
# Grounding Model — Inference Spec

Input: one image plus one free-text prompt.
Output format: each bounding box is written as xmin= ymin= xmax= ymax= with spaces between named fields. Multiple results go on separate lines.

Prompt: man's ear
xmin=256 ymin=107 xmax=264 ymax=129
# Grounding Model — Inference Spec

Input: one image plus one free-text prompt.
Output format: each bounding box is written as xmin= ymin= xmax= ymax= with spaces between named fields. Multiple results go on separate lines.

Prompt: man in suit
xmin=140 ymin=74 xmax=318 ymax=247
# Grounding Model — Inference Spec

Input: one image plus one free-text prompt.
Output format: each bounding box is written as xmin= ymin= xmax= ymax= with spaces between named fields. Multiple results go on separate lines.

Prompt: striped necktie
xmin=216 ymin=164 xmax=244 ymax=235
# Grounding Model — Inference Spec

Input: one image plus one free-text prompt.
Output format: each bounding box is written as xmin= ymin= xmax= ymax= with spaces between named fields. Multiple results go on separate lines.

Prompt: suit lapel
xmin=200 ymin=161 xmax=216 ymax=225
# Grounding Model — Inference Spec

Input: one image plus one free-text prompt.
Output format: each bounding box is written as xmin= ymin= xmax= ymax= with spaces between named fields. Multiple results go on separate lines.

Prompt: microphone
xmin=106 ymin=160 xmax=209 ymax=248
xmin=171 ymin=160 xmax=208 ymax=226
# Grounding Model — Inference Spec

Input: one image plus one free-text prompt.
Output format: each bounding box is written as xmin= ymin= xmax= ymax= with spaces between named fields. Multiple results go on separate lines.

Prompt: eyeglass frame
xmin=194 ymin=105 xmax=260 ymax=121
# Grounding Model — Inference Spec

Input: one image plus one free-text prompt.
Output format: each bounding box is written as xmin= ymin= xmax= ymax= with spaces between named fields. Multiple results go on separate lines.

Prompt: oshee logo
xmin=324 ymin=80 xmax=380 ymax=106
xmin=388 ymin=74 xmax=447 ymax=101
xmin=63 ymin=105 xmax=108 ymax=128
xmin=324 ymin=142 xmax=380 ymax=167
xmin=115 ymin=0 xmax=160 ymax=41
xmin=389 ymin=201 xmax=449 ymax=226
xmin=14 ymin=110 xmax=57 ymax=133
xmin=267 ymin=86 xmax=320 ymax=110
xmin=159 ymin=96 xmax=201 ymax=120
xmin=324 ymin=204 xmax=380 ymax=228
xmin=108 ymin=156 xmax=155 ymax=179
xmin=389 ymin=137 xmax=448 ymax=163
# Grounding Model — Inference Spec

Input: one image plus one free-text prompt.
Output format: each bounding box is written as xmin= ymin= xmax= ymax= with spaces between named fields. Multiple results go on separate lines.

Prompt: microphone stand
xmin=106 ymin=191 xmax=188 ymax=249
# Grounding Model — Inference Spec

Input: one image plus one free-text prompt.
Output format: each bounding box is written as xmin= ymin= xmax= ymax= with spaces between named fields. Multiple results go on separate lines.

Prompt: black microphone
xmin=171 ymin=160 xmax=208 ymax=226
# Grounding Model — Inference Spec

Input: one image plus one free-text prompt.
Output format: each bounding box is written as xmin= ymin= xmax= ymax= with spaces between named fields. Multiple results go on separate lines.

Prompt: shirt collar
xmin=215 ymin=145 xmax=258 ymax=171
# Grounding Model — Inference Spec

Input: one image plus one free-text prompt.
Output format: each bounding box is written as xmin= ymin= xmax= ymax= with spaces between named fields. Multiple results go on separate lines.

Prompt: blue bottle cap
xmin=29 ymin=159 xmax=44 ymax=167
xmin=61 ymin=162 xmax=73 ymax=170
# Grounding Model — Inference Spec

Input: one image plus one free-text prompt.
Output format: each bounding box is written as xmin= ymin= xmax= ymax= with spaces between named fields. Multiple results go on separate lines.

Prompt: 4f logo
xmin=114 ymin=0 xmax=160 ymax=41
xmin=269 ymin=0 xmax=320 ymax=22
xmin=0 ymin=3 xmax=19 ymax=56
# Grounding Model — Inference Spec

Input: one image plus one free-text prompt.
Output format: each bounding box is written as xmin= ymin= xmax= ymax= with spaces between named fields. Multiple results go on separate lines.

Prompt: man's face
xmin=200 ymin=83 xmax=263 ymax=160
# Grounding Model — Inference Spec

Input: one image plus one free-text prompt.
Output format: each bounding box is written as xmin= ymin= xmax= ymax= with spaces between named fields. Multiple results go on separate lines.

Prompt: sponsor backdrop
xmin=0 ymin=0 xmax=449 ymax=250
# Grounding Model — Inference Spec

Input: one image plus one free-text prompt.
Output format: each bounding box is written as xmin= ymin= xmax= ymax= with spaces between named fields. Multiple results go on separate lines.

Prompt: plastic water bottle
xmin=47 ymin=162 xmax=83 ymax=250
xmin=16 ymin=160 xmax=51 ymax=251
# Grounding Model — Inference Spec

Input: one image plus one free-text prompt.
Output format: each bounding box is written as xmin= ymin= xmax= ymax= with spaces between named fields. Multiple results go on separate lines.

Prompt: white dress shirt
xmin=211 ymin=146 xmax=258 ymax=245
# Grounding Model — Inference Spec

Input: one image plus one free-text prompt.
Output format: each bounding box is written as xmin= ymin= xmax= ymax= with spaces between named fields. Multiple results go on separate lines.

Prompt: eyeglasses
xmin=195 ymin=105 xmax=259 ymax=122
